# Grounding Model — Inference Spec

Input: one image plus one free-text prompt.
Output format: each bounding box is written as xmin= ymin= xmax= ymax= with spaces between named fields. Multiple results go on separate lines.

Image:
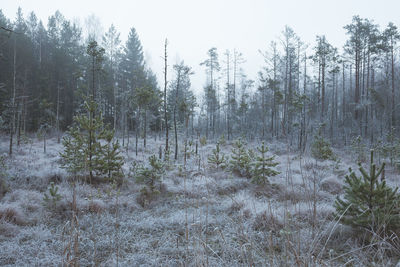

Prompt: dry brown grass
xmin=0 ymin=205 xmax=25 ymax=225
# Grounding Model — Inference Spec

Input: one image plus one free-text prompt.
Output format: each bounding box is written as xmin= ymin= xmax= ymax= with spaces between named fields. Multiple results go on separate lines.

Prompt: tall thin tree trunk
xmin=164 ymin=39 xmax=169 ymax=156
xmin=9 ymin=38 xmax=16 ymax=156
xmin=56 ymin=84 xmax=61 ymax=143
xmin=391 ymin=38 xmax=395 ymax=128
xmin=143 ymin=109 xmax=147 ymax=147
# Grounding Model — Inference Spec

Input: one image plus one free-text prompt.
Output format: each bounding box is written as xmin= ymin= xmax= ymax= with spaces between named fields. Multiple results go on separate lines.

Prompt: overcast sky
xmin=3 ymin=0 xmax=400 ymax=95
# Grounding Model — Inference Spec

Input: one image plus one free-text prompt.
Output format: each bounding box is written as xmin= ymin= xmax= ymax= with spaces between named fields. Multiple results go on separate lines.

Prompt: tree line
xmin=1 ymin=9 xmax=400 ymax=156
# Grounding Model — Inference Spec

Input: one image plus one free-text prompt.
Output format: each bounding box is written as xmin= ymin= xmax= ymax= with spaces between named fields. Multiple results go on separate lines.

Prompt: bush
xmin=199 ymin=136 xmax=207 ymax=146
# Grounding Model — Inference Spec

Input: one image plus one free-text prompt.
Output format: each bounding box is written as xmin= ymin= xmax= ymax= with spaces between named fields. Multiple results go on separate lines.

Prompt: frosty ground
xmin=0 ymin=135 xmax=400 ymax=266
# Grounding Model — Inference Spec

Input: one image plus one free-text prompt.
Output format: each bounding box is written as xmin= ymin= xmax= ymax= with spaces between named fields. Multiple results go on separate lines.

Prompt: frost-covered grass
xmin=1 ymin=134 xmax=400 ymax=266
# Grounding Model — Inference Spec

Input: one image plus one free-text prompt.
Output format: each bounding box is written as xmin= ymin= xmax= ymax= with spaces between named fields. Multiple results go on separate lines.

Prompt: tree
xmin=229 ymin=138 xmax=251 ymax=177
xmin=60 ymin=99 xmax=118 ymax=182
xmin=135 ymin=81 xmax=160 ymax=149
xmin=102 ymin=24 xmax=121 ymax=130
xmin=38 ymin=99 xmax=54 ymax=153
xmin=251 ymin=142 xmax=280 ymax=184
xmin=208 ymin=142 xmax=226 ymax=169
xmin=382 ymin=23 xmax=400 ymax=129
xmin=85 ymin=41 xmax=105 ymax=182
xmin=335 ymin=150 xmax=400 ymax=236
xmin=100 ymin=130 xmax=124 ymax=182
xmin=119 ymin=27 xmax=147 ymax=147
xmin=311 ymin=125 xmax=335 ymax=160
xmin=86 ymin=40 xmax=105 ymax=100
xmin=312 ymin=35 xmax=334 ymax=121
xmin=170 ymin=61 xmax=193 ymax=160
xmin=200 ymin=48 xmax=220 ymax=139
xmin=136 ymin=155 xmax=164 ymax=193
xmin=163 ymin=39 xmax=169 ymax=159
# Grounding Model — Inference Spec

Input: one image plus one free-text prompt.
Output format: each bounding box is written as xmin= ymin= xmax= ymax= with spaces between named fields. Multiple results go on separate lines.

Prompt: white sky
xmin=2 ymin=0 xmax=400 ymax=96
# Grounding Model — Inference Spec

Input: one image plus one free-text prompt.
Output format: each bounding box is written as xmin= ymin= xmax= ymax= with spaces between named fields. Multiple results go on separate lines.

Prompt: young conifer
xmin=100 ymin=130 xmax=124 ymax=183
xmin=251 ymin=142 xmax=279 ymax=184
xmin=136 ymin=155 xmax=164 ymax=193
xmin=230 ymin=138 xmax=251 ymax=177
xmin=208 ymin=142 xmax=226 ymax=169
xmin=311 ymin=127 xmax=334 ymax=161
xmin=60 ymin=99 xmax=123 ymax=182
xmin=335 ymin=150 xmax=400 ymax=235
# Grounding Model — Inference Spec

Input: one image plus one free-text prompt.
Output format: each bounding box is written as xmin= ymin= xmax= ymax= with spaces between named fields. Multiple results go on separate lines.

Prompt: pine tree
xmin=251 ymin=142 xmax=280 ymax=184
xmin=136 ymin=155 xmax=164 ymax=193
xmin=351 ymin=135 xmax=366 ymax=163
xmin=230 ymin=138 xmax=251 ymax=177
xmin=100 ymin=130 xmax=124 ymax=183
xmin=60 ymin=99 xmax=123 ymax=182
xmin=43 ymin=182 xmax=62 ymax=209
xmin=208 ymin=142 xmax=226 ymax=169
xmin=311 ymin=126 xmax=334 ymax=161
xmin=335 ymin=150 xmax=400 ymax=235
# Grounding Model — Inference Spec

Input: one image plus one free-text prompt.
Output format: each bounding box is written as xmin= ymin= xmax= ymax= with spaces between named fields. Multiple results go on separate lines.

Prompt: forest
xmin=1 ymin=7 xmax=400 ymax=266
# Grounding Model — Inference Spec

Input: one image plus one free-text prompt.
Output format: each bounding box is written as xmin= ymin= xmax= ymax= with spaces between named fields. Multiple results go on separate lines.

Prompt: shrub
xmin=199 ymin=136 xmax=207 ymax=146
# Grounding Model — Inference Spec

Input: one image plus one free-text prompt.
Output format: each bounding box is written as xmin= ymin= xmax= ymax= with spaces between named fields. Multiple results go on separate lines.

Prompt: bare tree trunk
xmin=143 ymin=109 xmax=147 ymax=148
xmin=164 ymin=39 xmax=169 ymax=156
xmin=391 ymin=37 xmax=395 ymax=128
xmin=136 ymin=107 xmax=140 ymax=156
xmin=56 ymin=84 xmax=61 ymax=143
xmin=174 ymin=71 xmax=181 ymax=161
xmin=9 ymin=38 xmax=16 ymax=156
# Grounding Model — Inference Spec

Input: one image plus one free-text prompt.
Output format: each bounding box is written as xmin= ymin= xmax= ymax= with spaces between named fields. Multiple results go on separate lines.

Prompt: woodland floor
xmin=0 ymin=134 xmax=400 ymax=266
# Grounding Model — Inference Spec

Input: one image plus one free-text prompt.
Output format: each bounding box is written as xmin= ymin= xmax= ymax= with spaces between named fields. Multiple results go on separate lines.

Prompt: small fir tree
xmin=383 ymin=127 xmax=400 ymax=168
xmin=251 ymin=142 xmax=280 ymax=184
xmin=60 ymin=99 xmax=123 ymax=182
xmin=230 ymin=138 xmax=251 ymax=177
xmin=208 ymin=142 xmax=226 ymax=169
xmin=335 ymin=150 xmax=400 ymax=235
xmin=311 ymin=129 xmax=334 ymax=161
xmin=351 ymin=135 xmax=366 ymax=163
xmin=100 ymin=131 xmax=124 ymax=182
xmin=218 ymin=134 xmax=226 ymax=146
xmin=43 ymin=182 xmax=62 ymax=209
xmin=136 ymin=155 xmax=164 ymax=193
